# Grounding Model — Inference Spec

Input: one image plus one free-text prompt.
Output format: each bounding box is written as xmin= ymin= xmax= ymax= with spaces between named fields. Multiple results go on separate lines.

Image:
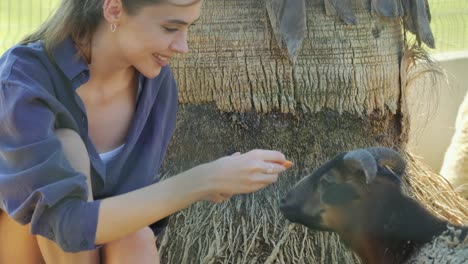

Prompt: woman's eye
xmin=163 ymin=27 xmax=178 ymax=33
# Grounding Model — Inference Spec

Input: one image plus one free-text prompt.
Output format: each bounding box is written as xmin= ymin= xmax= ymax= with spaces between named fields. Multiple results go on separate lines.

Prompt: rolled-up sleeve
xmin=0 ymin=81 xmax=100 ymax=252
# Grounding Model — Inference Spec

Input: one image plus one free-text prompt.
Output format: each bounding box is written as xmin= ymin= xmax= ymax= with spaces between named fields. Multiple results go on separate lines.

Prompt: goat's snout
xmin=280 ymin=192 xmax=325 ymax=230
xmin=279 ymin=194 xmax=292 ymax=213
xmin=279 ymin=193 xmax=299 ymax=221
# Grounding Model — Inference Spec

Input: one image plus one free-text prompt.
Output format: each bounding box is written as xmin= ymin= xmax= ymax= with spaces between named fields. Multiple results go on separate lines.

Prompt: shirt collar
xmin=52 ymin=37 xmax=89 ymax=81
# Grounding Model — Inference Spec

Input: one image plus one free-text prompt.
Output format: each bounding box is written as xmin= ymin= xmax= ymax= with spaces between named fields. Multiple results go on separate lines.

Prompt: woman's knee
xmin=36 ymin=235 xmax=99 ymax=264
xmin=113 ymin=227 xmax=155 ymax=250
xmin=102 ymin=227 xmax=159 ymax=264
xmin=0 ymin=212 xmax=44 ymax=263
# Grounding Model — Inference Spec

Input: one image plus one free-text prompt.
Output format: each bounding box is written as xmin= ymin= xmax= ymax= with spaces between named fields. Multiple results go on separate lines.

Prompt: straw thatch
xmin=157 ymin=150 xmax=467 ymax=264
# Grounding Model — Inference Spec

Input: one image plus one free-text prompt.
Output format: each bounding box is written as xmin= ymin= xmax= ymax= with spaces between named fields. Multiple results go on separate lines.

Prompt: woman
xmin=0 ymin=0 xmax=290 ymax=263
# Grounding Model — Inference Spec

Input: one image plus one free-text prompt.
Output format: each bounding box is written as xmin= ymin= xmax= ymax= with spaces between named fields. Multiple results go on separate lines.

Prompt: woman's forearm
xmin=95 ymin=168 xmax=208 ymax=245
xmin=94 ymin=149 xmax=288 ymax=245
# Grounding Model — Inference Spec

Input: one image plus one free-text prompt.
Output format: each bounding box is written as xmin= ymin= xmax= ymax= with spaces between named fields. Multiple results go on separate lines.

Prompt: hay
xmin=403 ymin=152 xmax=468 ymax=225
xmin=158 ymin=168 xmax=360 ymax=264
xmin=158 ymin=152 xmax=468 ymax=263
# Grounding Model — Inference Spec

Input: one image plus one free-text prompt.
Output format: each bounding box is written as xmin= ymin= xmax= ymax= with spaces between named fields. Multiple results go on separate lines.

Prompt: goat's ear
xmin=365 ymin=147 xmax=406 ymax=176
xmin=378 ymin=166 xmax=403 ymax=186
xmin=343 ymin=150 xmax=377 ymax=183
xmin=321 ymin=183 xmax=359 ymax=205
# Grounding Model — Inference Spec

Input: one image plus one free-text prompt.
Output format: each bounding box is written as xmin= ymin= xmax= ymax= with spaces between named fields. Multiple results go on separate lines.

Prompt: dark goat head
xmin=280 ymin=147 xmax=406 ymax=232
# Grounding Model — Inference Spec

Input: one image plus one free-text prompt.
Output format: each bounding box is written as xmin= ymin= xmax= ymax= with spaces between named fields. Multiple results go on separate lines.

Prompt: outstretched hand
xmin=188 ymin=149 xmax=293 ymax=203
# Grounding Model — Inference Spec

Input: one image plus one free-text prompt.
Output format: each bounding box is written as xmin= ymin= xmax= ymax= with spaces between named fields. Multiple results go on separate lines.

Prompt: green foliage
xmin=0 ymin=0 xmax=59 ymax=54
xmin=0 ymin=0 xmax=467 ymax=55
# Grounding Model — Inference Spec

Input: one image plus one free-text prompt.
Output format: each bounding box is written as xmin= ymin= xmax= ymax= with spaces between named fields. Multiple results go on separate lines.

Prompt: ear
xmin=378 ymin=166 xmax=403 ymax=186
xmin=103 ymin=0 xmax=124 ymax=24
xmin=320 ymin=183 xmax=359 ymax=205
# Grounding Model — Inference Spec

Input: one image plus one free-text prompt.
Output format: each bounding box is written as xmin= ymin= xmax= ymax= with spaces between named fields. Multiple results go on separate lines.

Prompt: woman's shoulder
xmin=1 ymin=41 xmax=49 ymax=76
xmin=0 ymin=41 xmax=58 ymax=95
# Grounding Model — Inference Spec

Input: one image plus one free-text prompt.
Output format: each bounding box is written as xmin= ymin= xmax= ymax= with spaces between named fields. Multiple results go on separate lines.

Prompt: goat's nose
xmin=279 ymin=196 xmax=299 ymax=222
xmin=280 ymin=197 xmax=287 ymax=205
xmin=279 ymin=194 xmax=291 ymax=208
xmin=279 ymin=195 xmax=292 ymax=212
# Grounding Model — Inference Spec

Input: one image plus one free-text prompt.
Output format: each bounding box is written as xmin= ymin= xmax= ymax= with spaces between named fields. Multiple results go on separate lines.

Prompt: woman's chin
xmin=140 ymin=66 xmax=162 ymax=79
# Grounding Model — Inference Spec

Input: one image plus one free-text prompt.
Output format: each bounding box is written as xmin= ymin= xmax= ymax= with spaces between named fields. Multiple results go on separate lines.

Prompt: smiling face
xmin=109 ymin=0 xmax=202 ymax=78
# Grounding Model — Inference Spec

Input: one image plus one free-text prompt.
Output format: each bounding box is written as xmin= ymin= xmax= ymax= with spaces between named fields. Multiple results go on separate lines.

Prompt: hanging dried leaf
xmin=371 ymin=0 xmax=404 ymax=17
xmin=320 ymin=0 xmax=435 ymax=48
xmin=402 ymin=0 xmax=435 ymax=48
xmin=324 ymin=0 xmax=358 ymax=25
xmin=266 ymin=0 xmax=307 ymax=63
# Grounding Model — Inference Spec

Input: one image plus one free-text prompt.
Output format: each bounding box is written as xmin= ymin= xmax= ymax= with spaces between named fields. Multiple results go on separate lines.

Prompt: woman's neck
xmin=77 ymin=22 xmax=135 ymax=91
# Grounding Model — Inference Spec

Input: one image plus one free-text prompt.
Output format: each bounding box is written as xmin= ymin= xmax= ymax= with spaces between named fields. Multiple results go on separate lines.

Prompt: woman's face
xmin=115 ymin=0 xmax=202 ymax=78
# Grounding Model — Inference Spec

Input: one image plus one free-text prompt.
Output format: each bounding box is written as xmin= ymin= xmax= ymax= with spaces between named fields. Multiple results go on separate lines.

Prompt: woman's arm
xmin=96 ymin=150 xmax=287 ymax=244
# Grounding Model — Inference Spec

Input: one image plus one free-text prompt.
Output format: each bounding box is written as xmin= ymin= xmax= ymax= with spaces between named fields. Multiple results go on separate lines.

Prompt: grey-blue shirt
xmin=0 ymin=38 xmax=178 ymax=252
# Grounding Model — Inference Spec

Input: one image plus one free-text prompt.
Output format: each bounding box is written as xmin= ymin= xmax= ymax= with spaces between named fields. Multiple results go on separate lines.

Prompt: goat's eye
xmin=321 ymin=183 xmax=359 ymax=205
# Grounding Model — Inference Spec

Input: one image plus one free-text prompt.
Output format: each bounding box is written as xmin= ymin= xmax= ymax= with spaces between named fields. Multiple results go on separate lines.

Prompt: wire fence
xmin=0 ymin=0 xmax=58 ymax=52
xmin=429 ymin=0 xmax=468 ymax=53
xmin=0 ymin=0 xmax=467 ymax=55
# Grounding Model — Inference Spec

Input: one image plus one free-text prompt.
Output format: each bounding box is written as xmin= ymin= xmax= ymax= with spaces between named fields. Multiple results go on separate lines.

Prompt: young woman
xmin=0 ymin=0 xmax=290 ymax=263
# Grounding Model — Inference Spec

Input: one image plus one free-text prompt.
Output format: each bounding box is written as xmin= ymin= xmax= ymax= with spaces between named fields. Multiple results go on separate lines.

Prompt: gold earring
xmin=110 ymin=23 xmax=117 ymax=32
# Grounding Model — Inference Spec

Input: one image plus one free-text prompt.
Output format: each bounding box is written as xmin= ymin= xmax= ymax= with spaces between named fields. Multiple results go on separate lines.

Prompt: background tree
xmin=158 ymin=0 xmax=468 ymax=263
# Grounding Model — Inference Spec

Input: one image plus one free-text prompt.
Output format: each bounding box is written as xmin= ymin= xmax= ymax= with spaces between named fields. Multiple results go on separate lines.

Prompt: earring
xmin=110 ymin=23 xmax=117 ymax=32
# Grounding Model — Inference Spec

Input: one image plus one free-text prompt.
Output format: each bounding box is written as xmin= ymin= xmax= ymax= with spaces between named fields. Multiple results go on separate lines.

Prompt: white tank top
xmin=98 ymin=76 xmax=141 ymax=165
xmin=98 ymin=144 xmax=125 ymax=164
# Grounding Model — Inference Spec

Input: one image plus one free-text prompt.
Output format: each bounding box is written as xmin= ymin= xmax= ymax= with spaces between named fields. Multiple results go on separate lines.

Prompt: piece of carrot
xmin=283 ymin=160 xmax=293 ymax=169
xmin=275 ymin=160 xmax=293 ymax=169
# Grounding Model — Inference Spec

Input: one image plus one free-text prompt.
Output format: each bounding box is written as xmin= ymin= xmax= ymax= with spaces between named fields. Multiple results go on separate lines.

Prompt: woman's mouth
xmin=153 ymin=53 xmax=169 ymax=67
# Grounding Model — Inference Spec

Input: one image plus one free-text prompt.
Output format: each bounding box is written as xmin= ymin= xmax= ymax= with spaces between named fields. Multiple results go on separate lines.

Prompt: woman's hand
xmin=187 ymin=149 xmax=292 ymax=203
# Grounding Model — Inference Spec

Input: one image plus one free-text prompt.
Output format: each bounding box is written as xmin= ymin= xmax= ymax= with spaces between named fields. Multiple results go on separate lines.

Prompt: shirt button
xmin=47 ymin=230 xmax=54 ymax=239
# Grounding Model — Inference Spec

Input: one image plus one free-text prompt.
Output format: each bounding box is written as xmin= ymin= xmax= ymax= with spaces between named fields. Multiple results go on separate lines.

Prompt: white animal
xmin=440 ymin=91 xmax=468 ymax=198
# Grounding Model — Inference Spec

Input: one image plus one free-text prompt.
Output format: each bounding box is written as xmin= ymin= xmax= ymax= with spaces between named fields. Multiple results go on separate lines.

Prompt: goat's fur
xmin=440 ymin=91 xmax=468 ymax=198
xmin=405 ymin=225 xmax=468 ymax=264
xmin=280 ymin=147 xmax=468 ymax=264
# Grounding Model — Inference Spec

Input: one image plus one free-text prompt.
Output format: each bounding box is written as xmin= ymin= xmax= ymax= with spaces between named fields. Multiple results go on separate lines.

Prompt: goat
xmin=280 ymin=147 xmax=468 ymax=264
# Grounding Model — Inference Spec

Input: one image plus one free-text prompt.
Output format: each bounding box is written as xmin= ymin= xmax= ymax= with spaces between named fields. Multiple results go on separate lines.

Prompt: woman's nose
xmin=170 ymin=32 xmax=189 ymax=54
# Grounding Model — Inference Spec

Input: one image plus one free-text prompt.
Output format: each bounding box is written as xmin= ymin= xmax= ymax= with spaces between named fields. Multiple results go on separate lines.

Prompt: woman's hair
xmin=19 ymin=0 xmax=168 ymax=58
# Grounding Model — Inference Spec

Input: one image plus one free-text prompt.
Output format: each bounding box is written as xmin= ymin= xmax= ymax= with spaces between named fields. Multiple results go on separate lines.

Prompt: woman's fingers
xmin=246 ymin=161 xmax=288 ymax=175
xmin=201 ymin=149 xmax=293 ymax=197
xmin=220 ymin=193 xmax=232 ymax=200
xmin=245 ymin=149 xmax=286 ymax=163
xmin=206 ymin=193 xmax=233 ymax=203
xmin=242 ymin=149 xmax=293 ymax=171
xmin=262 ymin=162 xmax=287 ymax=174
xmin=244 ymin=176 xmax=279 ymax=193
xmin=251 ymin=173 xmax=280 ymax=185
